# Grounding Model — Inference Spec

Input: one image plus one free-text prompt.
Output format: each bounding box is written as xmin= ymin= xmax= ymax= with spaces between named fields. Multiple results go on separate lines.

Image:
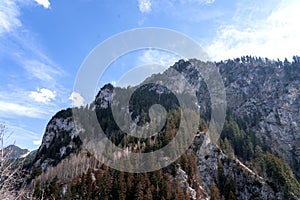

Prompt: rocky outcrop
xmin=95 ymin=83 xmax=114 ymax=109
xmin=191 ymin=132 xmax=277 ymax=199
xmin=32 ymin=108 xmax=82 ymax=173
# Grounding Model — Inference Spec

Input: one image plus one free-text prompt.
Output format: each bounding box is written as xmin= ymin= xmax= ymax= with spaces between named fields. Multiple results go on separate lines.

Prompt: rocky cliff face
xmin=219 ymin=59 xmax=299 ymax=177
xmin=163 ymin=58 xmax=300 ymax=181
xmin=32 ymin=109 xmax=82 ymax=173
xmin=192 ymin=133 xmax=278 ymax=199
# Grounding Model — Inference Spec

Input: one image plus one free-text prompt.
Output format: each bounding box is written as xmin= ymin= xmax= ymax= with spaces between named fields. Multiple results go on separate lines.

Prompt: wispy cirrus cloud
xmin=0 ymin=101 xmax=48 ymax=119
xmin=137 ymin=0 xmax=221 ymax=24
xmin=0 ymin=0 xmax=61 ymax=84
xmin=23 ymin=60 xmax=63 ymax=83
xmin=0 ymin=0 xmax=58 ymax=151
xmin=0 ymin=89 xmax=57 ymax=149
xmin=179 ymin=0 xmax=215 ymax=5
xmin=0 ymin=90 xmax=57 ymax=119
xmin=0 ymin=0 xmax=21 ymax=35
xmin=0 ymin=0 xmax=66 ymax=117
xmin=207 ymin=0 xmax=300 ymax=61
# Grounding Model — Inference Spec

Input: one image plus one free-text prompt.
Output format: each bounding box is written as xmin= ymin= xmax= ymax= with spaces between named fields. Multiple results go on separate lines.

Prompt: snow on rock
xmin=60 ymin=146 xmax=66 ymax=157
xmin=20 ymin=151 xmax=31 ymax=158
xmin=174 ymin=167 xmax=197 ymax=200
xmin=40 ymin=117 xmax=79 ymax=149
xmin=34 ymin=115 xmax=84 ymax=173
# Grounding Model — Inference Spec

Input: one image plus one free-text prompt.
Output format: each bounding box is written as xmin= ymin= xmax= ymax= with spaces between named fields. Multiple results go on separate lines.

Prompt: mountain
xmin=169 ymin=58 xmax=300 ymax=180
xmin=29 ymin=56 xmax=300 ymax=199
xmin=2 ymin=145 xmax=30 ymax=159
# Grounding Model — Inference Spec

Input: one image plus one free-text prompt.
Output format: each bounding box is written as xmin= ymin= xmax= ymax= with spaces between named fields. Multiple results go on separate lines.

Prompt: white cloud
xmin=33 ymin=139 xmax=42 ymax=145
xmin=137 ymin=49 xmax=181 ymax=67
xmin=69 ymin=92 xmax=85 ymax=107
xmin=34 ymin=0 xmax=51 ymax=9
xmin=179 ymin=0 xmax=215 ymax=5
xmin=0 ymin=100 xmax=47 ymax=118
xmin=207 ymin=0 xmax=300 ymax=61
xmin=138 ymin=0 xmax=152 ymax=13
xmin=203 ymin=0 xmax=215 ymax=4
xmin=0 ymin=0 xmax=21 ymax=35
xmin=144 ymin=0 xmax=221 ymax=23
xmin=29 ymin=88 xmax=56 ymax=103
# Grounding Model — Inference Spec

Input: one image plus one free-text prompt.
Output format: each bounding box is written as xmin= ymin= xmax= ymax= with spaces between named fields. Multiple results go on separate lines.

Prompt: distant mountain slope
xmin=2 ymin=145 xmax=30 ymax=159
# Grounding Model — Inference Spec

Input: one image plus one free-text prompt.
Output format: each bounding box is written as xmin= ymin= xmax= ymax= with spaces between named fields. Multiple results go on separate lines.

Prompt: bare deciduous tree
xmin=0 ymin=122 xmax=7 ymax=165
xmin=0 ymin=122 xmax=35 ymax=199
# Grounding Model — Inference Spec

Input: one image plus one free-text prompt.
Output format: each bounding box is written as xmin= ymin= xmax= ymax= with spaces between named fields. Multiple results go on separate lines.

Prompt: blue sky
xmin=0 ymin=0 xmax=299 ymax=150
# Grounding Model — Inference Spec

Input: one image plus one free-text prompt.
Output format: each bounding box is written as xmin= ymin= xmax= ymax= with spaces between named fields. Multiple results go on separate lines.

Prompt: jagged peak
xmin=95 ymin=83 xmax=114 ymax=99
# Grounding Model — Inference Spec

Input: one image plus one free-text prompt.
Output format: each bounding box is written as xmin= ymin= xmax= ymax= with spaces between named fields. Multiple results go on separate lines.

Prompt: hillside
xmin=28 ymin=57 xmax=300 ymax=199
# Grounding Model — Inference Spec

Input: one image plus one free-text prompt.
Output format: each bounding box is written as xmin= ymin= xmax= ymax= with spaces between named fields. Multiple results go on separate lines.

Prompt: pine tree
xmin=211 ymin=184 xmax=220 ymax=200
xmin=134 ymin=181 xmax=144 ymax=200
